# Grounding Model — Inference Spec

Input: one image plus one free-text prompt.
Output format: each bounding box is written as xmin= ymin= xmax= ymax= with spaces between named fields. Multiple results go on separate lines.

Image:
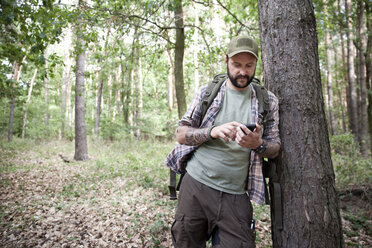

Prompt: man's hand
xmin=235 ymin=124 xmax=262 ymax=149
xmin=236 ymin=123 xmax=280 ymax=158
xmin=210 ymin=121 xmax=241 ymax=142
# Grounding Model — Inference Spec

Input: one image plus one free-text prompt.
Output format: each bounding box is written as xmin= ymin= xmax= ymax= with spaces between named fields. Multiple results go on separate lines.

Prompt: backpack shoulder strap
xmin=251 ymin=79 xmax=271 ymax=125
xmin=199 ymin=73 xmax=227 ymax=124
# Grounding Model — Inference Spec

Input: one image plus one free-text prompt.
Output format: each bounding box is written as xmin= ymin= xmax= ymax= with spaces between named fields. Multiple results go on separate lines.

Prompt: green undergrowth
xmin=330 ymin=133 xmax=372 ymax=189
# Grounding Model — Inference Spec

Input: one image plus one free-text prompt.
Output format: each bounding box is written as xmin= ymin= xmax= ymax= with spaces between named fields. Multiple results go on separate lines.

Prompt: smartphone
xmin=240 ymin=124 xmax=256 ymax=135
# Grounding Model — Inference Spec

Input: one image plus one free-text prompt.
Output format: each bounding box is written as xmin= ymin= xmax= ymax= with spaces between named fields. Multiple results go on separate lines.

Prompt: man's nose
xmin=239 ymin=69 xmax=247 ymax=76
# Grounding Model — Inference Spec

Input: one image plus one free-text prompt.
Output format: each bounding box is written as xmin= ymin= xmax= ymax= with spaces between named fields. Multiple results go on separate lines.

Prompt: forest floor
xmin=0 ymin=138 xmax=371 ymax=248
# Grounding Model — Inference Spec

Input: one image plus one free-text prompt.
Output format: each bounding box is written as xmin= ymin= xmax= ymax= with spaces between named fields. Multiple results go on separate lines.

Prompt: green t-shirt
xmin=186 ymin=84 xmax=252 ymax=194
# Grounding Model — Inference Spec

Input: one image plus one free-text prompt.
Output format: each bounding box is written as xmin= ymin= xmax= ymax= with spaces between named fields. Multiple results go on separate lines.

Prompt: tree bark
xmin=174 ymin=0 xmax=186 ymax=119
xmin=258 ymin=1 xmax=344 ymax=247
xmin=338 ymin=0 xmax=350 ymax=133
xmin=365 ymin=0 xmax=372 ymax=154
xmin=356 ymin=0 xmax=369 ymax=157
xmin=345 ymin=0 xmax=359 ymax=141
xmin=22 ymin=68 xmax=38 ymax=139
xmin=74 ymin=0 xmax=88 ymax=161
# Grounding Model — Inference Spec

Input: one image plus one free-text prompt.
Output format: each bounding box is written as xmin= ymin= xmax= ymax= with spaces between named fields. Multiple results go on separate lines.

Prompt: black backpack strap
xmin=252 ymin=81 xmax=270 ymax=120
xmin=198 ymin=73 xmax=227 ymax=125
xmin=263 ymin=160 xmax=283 ymax=231
xmin=169 ymin=169 xmax=177 ymax=200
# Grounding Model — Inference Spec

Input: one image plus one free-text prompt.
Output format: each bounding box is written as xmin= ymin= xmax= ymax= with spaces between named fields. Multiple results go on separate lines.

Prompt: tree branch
xmin=215 ymin=0 xmax=259 ymax=31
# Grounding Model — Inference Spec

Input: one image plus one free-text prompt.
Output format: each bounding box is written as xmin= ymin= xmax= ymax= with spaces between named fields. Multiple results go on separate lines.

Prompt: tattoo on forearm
xmin=185 ymin=128 xmax=209 ymax=146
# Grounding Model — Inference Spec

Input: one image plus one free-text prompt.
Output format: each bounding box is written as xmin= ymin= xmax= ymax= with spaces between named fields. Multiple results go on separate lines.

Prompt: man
xmin=165 ymin=35 xmax=280 ymax=247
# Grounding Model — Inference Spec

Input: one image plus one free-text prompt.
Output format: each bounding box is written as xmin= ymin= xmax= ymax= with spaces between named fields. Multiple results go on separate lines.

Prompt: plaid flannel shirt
xmin=165 ymin=81 xmax=280 ymax=205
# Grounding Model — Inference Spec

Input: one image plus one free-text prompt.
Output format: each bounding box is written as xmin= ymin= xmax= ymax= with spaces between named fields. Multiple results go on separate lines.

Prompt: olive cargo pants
xmin=171 ymin=173 xmax=255 ymax=248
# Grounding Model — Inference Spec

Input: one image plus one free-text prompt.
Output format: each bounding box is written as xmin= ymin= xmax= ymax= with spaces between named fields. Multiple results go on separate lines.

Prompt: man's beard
xmin=227 ymin=65 xmax=254 ymax=89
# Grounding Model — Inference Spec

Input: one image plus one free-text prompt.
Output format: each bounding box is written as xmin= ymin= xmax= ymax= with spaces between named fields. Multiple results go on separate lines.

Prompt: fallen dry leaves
xmin=0 ymin=139 xmax=370 ymax=247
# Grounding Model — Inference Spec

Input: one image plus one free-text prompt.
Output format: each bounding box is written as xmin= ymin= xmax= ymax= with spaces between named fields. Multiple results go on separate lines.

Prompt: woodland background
xmin=0 ymin=0 xmax=371 ymax=247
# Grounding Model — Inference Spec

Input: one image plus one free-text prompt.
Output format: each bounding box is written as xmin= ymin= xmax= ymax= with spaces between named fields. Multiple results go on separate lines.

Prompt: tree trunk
xmin=338 ymin=0 xmax=350 ymax=133
xmin=174 ymin=0 xmax=186 ymax=119
xmin=107 ymin=74 xmax=113 ymax=120
xmin=356 ymin=0 xmax=369 ymax=157
xmin=258 ymin=1 xmax=344 ymax=247
xmin=22 ymin=68 xmax=38 ymax=139
xmin=95 ymin=79 xmax=103 ymax=138
xmin=334 ymin=47 xmax=347 ymax=133
xmin=167 ymin=49 xmax=174 ymax=110
xmin=8 ymin=95 xmax=15 ymax=142
xmin=346 ymin=0 xmax=359 ymax=141
xmin=323 ymin=0 xmax=336 ymax=135
xmin=365 ymin=0 xmax=372 ymax=154
xmin=74 ymin=0 xmax=88 ymax=161
xmin=135 ymin=55 xmax=143 ymax=137
xmin=8 ymin=50 xmax=28 ymax=142
xmin=194 ymin=3 xmax=200 ymax=93
xmin=113 ymin=64 xmax=121 ymax=121
xmin=61 ymin=25 xmax=73 ymax=138
xmin=44 ymin=48 xmax=50 ymax=135
xmin=124 ymin=70 xmax=131 ymax=124
xmin=121 ymin=61 xmax=130 ymax=124
xmin=8 ymin=62 xmax=20 ymax=142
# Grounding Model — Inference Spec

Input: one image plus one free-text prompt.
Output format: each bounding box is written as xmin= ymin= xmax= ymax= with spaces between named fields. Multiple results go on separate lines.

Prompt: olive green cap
xmin=227 ymin=35 xmax=259 ymax=59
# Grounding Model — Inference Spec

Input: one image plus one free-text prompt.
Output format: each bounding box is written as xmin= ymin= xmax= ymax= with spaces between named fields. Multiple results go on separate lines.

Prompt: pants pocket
xmin=171 ymin=214 xmax=185 ymax=244
xmin=240 ymin=222 xmax=256 ymax=247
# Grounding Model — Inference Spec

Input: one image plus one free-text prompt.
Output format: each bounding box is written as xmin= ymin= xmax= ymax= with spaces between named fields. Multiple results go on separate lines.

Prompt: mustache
xmin=235 ymin=74 xmax=249 ymax=79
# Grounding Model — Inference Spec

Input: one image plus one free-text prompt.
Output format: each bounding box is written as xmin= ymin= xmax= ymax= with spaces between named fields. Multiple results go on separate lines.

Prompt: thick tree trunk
xmin=346 ymin=0 xmax=359 ymax=141
xmin=22 ymin=68 xmax=38 ymax=139
xmin=258 ymin=1 xmax=344 ymax=247
xmin=74 ymin=0 xmax=88 ymax=161
xmin=174 ymin=0 xmax=186 ymax=119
